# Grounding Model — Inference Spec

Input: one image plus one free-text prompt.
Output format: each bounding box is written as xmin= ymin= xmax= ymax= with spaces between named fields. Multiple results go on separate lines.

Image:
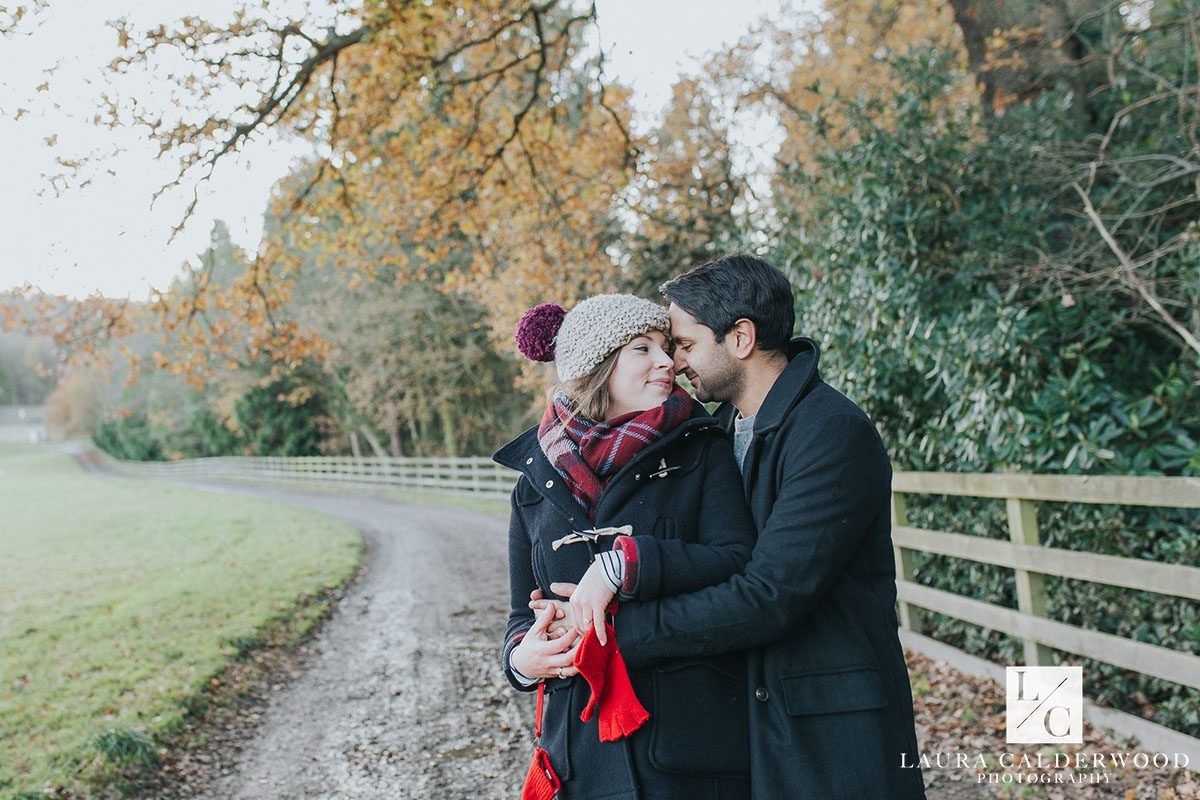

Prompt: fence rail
xmin=0 ymin=404 xmax=48 ymax=444
xmin=94 ymin=450 xmax=521 ymax=498
xmin=94 ymin=448 xmax=1200 ymax=757
xmin=892 ymin=470 xmax=1200 ymax=761
xmin=890 ymin=473 xmax=1200 ymax=682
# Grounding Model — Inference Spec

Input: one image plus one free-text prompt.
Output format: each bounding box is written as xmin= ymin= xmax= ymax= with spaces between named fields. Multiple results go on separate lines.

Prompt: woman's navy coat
xmin=494 ymin=404 xmax=758 ymax=800
xmin=614 ymin=339 xmax=927 ymax=800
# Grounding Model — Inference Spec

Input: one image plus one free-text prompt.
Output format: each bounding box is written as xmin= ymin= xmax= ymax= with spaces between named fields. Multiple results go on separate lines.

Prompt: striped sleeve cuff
xmin=613 ymin=536 xmax=639 ymax=600
xmin=503 ymin=630 xmax=541 ymax=691
xmin=597 ymin=549 xmax=624 ymax=593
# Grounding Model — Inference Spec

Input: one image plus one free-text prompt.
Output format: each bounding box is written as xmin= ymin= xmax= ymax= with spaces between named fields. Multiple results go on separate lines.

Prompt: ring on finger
xmin=556 ymin=667 xmax=565 ymax=679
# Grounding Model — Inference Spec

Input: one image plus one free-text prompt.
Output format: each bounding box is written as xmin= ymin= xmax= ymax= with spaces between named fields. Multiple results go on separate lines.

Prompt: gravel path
xmin=131 ymin=480 xmax=531 ymax=800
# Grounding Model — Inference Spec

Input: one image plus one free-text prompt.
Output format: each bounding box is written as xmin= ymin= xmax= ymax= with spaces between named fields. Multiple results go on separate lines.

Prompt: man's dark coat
xmin=615 ymin=338 xmax=927 ymax=800
xmin=494 ymin=405 xmax=759 ymax=800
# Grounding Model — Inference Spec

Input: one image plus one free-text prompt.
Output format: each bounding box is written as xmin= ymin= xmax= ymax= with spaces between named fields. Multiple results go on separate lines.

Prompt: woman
xmin=493 ymin=294 xmax=758 ymax=800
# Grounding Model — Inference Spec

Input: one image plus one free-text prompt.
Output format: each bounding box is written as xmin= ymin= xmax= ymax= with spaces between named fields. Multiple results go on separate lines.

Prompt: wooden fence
xmin=95 ymin=451 xmax=519 ymax=498
xmin=95 ymin=448 xmax=1200 ymax=758
xmin=0 ymin=404 xmax=47 ymax=444
xmin=892 ymin=471 xmax=1200 ymax=760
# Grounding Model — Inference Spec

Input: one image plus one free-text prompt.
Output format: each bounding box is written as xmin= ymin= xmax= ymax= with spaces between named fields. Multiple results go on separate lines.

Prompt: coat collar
xmin=493 ymin=424 xmax=585 ymax=523
xmin=492 ymin=424 xmax=543 ymax=472
xmin=493 ymin=403 xmax=719 ymax=472
xmin=492 ymin=402 xmax=721 ymax=518
xmin=715 ymin=337 xmax=821 ymax=435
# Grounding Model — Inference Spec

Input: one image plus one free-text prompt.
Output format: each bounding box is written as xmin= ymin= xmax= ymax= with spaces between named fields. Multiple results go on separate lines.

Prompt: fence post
xmin=1006 ymin=497 xmax=1053 ymax=667
xmin=891 ymin=493 xmax=925 ymax=634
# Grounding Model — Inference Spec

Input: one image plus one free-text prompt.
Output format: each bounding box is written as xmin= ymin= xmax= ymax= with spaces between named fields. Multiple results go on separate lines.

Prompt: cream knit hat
xmin=515 ymin=294 xmax=670 ymax=382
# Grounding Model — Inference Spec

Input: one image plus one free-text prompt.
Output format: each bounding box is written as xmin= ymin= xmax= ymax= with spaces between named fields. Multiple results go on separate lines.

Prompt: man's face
xmin=667 ymin=303 xmax=745 ymax=404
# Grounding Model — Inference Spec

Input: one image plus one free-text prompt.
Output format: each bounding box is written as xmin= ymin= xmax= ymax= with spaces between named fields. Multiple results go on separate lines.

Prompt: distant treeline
xmin=0 ymin=333 xmax=56 ymax=406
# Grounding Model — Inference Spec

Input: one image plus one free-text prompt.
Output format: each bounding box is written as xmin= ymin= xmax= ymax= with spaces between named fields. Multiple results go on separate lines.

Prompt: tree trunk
xmin=359 ymin=425 xmax=392 ymax=479
xmin=359 ymin=426 xmax=389 ymax=459
xmin=439 ymin=403 xmax=459 ymax=457
xmin=389 ymin=423 xmax=404 ymax=457
xmin=349 ymin=430 xmax=363 ymax=461
xmin=947 ymin=0 xmax=1109 ymax=123
xmin=415 ymin=414 xmax=428 ymax=456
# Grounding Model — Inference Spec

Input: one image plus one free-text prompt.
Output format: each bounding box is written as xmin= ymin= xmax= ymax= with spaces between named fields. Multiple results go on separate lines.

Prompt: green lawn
xmin=0 ymin=446 xmax=363 ymax=799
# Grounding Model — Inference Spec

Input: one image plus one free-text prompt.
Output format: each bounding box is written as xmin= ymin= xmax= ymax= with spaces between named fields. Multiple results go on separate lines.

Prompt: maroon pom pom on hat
xmin=515 ymin=303 xmax=567 ymax=362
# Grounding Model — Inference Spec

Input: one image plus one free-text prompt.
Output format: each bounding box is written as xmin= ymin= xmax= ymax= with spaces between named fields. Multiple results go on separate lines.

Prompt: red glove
xmin=522 ymin=684 xmax=561 ymax=800
xmin=521 ymin=747 xmax=560 ymax=800
xmin=573 ymin=620 xmax=650 ymax=741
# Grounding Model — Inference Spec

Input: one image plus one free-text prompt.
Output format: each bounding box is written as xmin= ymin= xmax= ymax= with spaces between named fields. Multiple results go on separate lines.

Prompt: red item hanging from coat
xmin=522 ymin=683 xmax=561 ymax=800
xmin=573 ymin=617 xmax=650 ymax=742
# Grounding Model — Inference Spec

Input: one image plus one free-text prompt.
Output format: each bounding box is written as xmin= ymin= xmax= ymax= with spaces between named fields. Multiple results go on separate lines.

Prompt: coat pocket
xmin=652 ymin=516 xmax=678 ymax=540
xmin=648 ymin=656 xmax=750 ymax=776
xmin=779 ymin=665 xmax=888 ymax=717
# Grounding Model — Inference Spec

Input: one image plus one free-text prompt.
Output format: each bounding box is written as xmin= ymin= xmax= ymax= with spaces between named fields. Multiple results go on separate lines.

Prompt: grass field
xmin=0 ymin=446 xmax=363 ymax=799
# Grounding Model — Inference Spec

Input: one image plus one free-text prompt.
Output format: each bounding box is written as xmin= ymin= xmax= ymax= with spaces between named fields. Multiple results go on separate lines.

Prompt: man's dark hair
xmin=660 ymin=253 xmax=795 ymax=353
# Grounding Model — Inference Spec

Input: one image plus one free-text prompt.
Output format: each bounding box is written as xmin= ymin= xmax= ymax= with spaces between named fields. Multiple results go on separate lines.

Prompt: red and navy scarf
xmin=537 ymin=384 xmax=696 ymax=520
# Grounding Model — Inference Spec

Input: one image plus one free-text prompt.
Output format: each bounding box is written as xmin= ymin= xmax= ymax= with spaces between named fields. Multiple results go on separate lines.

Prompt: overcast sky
xmin=0 ymin=0 xmax=797 ymax=300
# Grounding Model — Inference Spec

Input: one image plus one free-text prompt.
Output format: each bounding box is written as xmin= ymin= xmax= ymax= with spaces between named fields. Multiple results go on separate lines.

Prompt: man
xmin=551 ymin=253 xmax=926 ymax=799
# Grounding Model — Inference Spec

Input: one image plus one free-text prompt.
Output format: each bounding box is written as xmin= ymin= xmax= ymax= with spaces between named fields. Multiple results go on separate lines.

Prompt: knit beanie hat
xmin=515 ymin=295 xmax=670 ymax=382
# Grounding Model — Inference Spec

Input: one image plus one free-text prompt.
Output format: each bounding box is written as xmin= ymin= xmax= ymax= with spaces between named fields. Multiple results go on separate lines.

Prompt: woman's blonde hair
xmin=551 ymin=346 xmax=622 ymax=423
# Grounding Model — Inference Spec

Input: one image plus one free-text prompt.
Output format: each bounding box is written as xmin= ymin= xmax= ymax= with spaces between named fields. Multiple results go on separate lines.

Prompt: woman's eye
xmin=635 ymin=346 xmax=649 ymax=352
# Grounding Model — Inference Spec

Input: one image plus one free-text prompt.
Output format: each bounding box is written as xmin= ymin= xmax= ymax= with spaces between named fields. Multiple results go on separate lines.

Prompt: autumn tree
xmin=7 ymin=0 xmax=637 ymax=384
xmin=257 ymin=167 xmax=528 ymax=457
xmin=44 ymin=365 xmax=103 ymax=438
xmin=308 ymin=283 xmax=525 ymax=457
xmin=712 ymin=0 xmax=966 ymax=197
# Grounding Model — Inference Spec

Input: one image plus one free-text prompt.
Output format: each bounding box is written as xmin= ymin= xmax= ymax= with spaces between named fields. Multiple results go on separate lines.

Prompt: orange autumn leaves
xmin=265 ymin=0 xmax=635 ymax=329
xmin=8 ymin=0 xmax=1050 ymax=388
xmin=6 ymin=1 xmax=636 ymax=388
xmin=107 ymin=1 xmax=634 ymax=386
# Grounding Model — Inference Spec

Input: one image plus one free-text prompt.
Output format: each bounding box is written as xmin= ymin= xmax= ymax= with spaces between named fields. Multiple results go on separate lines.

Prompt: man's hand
xmin=510 ymin=603 xmax=581 ymax=680
xmin=551 ymin=561 xmax=616 ymax=646
xmin=529 ymin=588 xmax=578 ymax=637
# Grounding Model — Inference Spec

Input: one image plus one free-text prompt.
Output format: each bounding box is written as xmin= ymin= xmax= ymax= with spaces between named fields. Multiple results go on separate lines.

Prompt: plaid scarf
xmin=538 ymin=384 xmax=696 ymax=520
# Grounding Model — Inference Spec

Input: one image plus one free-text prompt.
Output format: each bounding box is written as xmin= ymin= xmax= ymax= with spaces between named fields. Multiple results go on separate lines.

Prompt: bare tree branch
xmin=1072 ymin=181 xmax=1200 ymax=356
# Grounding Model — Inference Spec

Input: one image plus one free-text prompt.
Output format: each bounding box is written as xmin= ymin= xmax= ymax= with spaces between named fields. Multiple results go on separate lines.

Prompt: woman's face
xmin=605 ymin=330 xmax=676 ymax=419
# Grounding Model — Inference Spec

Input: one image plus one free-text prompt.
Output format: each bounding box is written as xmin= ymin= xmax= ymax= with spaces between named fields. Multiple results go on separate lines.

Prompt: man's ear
xmin=729 ymin=318 xmax=757 ymax=359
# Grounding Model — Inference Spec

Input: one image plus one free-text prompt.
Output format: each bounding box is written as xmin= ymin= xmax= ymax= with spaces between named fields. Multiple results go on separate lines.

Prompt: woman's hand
xmin=552 ymin=560 xmax=616 ymax=646
xmin=510 ymin=603 xmax=581 ymax=681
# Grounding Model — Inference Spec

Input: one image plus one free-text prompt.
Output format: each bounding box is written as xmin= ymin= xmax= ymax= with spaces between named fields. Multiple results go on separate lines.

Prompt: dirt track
xmin=133 ymin=481 xmax=531 ymax=800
